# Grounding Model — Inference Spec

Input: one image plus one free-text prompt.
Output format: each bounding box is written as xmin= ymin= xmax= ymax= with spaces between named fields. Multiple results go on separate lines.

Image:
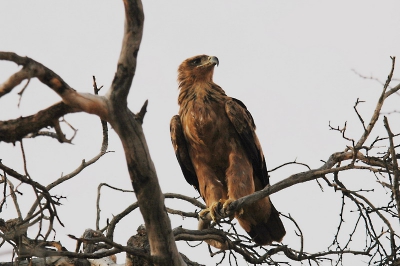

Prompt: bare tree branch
xmin=164 ymin=193 xmax=206 ymax=209
xmin=0 ymin=52 xmax=109 ymax=121
xmin=0 ymin=102 xmax=75 ymax=143
xmin=383 ymin=116 xmax=400 ymax=217
xmin=103 ymin=1 xmax=185 ymax=265
xmin=355 ymin=56 xmax=397 ymax=149
xmin=95 ymin=183 xmax=134 ymax=233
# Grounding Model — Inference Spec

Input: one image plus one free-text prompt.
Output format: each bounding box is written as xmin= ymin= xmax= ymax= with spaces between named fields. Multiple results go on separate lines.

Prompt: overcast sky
xmin=1 ymin=1 xmax=400 ymax=265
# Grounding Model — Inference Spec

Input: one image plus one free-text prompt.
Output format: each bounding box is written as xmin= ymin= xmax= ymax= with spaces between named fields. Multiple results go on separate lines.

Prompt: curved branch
xmin=0 ymin=53 xmax=37 ymax=97
xmin=164 ymin=193 xmax=206 ymax=209
xmin=0 ymin=102 xmax=75 ymax=143
xmin=173 ymin=227 xmax=228 ymax=244
xmin=103 ymin=1 xmax=184 ymax=265
xmin=225 ymin=151 xmax=355 ymax=216
xmin=201 ymin=148 xmax=398 ymax=226
xmin=107 ymin=0 xmax=144 ymax=104
xmin=67 ymin=234 xmax=151 ymax=260
xmin=268 ymin=160 xmax=311 ymax=172
xmin=94 ymin=183 xmax=135 ymax=236
xmin=166 ymin=207 xmax=198 ymax=218
xmin=18 ymin=120 xmax=111 ymax=226
xmin=0 ymin=52 xmax=109 ymax=121
xmin=355 ymin=56 xmax=397 ymax=149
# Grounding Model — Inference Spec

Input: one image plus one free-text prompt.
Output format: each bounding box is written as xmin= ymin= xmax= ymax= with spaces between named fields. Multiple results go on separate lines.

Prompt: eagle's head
xmin=178 ymin=55 xmax=219 ymax=86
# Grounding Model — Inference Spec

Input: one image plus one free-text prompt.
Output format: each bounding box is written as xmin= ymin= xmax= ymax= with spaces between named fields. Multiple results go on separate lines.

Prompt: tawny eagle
xmin=170 ymin=55 xmax=285 ymax=248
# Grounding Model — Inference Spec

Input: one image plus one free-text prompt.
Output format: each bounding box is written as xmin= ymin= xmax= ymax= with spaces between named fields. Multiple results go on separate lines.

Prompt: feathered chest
xmin=179 ymin=90 xmax=230 ymax=146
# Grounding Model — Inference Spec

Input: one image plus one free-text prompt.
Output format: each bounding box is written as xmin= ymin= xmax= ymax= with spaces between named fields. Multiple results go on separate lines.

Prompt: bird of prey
xmin=170 ymin=55 xmax=285 ymax=248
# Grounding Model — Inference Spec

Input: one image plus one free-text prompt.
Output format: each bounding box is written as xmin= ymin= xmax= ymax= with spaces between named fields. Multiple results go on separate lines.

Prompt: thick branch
xmin=0 ymin=53 xmax=36 ymax=97
xmin=0 ymin=52 xmax=109 ymax=121
xmin=105 ymin=1 xmax=184 ymax=265
xmin=0 ymin=102 xmax=75 ymax=143
xmin=107 ymin=0 xmax=144 ymax=104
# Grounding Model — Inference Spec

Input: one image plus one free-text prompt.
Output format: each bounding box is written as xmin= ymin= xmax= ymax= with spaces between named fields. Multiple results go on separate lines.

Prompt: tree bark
xmin=0 ymin=102 xmax=74 ymax=143
xmin=0 ymin=0 xmax=185 ymax=265
xmin=104 ymin=1 xmax=185 ymax=265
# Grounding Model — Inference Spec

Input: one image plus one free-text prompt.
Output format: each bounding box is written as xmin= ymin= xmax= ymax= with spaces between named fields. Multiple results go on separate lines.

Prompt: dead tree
xmin=0 ymin=0 xmax=184 ymax=265
xmin=1 ymin=1 xmax=400 ymax=265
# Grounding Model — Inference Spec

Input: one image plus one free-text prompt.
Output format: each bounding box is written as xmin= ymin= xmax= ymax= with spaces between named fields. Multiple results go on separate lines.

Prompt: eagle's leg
xmin=196 ymin=166 xmax=228 ymax=222
xmin=225 ymin=153 xmax=255 ymax=215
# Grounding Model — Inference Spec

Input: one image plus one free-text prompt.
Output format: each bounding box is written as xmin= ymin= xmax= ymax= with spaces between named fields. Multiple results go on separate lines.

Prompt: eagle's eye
xmin=191 ymin=58 xmax=201 ymax=66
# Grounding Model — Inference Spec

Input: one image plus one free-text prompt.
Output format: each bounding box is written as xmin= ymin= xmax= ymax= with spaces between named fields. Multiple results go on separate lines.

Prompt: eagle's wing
xmin=170 ymin=115 xmax=200 ymax=192
xmin=225 ymin=98 xmax=269 ymax=187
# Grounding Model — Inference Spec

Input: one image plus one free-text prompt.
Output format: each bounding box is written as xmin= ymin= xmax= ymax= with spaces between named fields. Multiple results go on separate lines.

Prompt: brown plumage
xmin=170 ymin=55 xmax=285 ymax=248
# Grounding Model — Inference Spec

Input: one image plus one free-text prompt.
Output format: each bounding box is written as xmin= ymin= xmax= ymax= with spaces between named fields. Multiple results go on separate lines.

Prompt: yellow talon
xmin=199 ymin=200 xmax=226 ymax=222
xmin=222 ymin=199 xmax=233 ymax=211
xmin=222 ymin=199 xmax=238 ymax=218
xmin=199 ymin=199 xmax=242 ymax=222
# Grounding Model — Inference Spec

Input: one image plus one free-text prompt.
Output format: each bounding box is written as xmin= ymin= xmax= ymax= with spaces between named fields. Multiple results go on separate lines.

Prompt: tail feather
xmin=247 ymin=203 xmax=285 ymax=245
xmin=199 ymin=199 xmax=285 ymax=248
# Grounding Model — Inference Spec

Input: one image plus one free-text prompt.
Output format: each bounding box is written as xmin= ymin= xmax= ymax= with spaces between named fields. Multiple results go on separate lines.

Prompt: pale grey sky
xmin=1 ymin=1 xmax=400 ymax=265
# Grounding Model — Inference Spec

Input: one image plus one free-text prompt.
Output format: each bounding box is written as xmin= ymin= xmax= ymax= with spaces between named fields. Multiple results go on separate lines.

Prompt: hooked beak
xmin=209 ymin=56 xmax=219 ymax=66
